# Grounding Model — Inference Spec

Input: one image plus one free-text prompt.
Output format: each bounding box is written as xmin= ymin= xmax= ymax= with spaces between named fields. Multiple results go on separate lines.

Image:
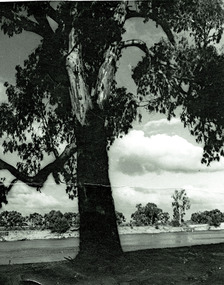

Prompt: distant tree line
xmin=191 ymin=209 xmax=224 ymax=227
xmin=0 ymin=210 xmax=127 ymax=233
xmin=0 ymin=210 xmax=80 ymax=233
xmin=1 ymin=189 xmax=222 ymax=232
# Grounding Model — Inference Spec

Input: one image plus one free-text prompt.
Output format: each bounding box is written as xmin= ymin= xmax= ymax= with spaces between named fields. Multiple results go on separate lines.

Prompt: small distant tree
xmin=116 ymin=211 xmax=126 ymax=225
xmin=0 ymin=211 xmax=9 ymax=227
xmin=44 ymin=210 xmax=63 ymax=230
xmin=63 ymin=212 xmax=78 ymax=227
xmin=28 ymin=212 xmax=44 ymax=229
xmin=51 ymin=216 xmax=70 ymax=234
xmin=209 ymin=210 xmax=223 ymax=227
xmin=172 ymin=189 xmax=191 ymax=226
xmin=159 ymin=212 xmax=170 ymax=225
xmin=0 ymin=210 xmax=25 ymax=229
xmin=131 ymin=203 xmax=168 ymax=226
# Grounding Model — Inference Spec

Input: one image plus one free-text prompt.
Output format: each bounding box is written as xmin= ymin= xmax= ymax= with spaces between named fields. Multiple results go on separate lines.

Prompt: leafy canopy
xmin=0 ymin=1 xmax=224 ymax=205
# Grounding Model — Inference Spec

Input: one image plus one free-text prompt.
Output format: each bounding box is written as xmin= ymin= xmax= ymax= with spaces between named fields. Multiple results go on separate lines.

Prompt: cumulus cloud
xmin=113 ymin=183 xmax=224 ymax=220
xmin=113 ymin=185 xmax=177 ymax=219
xmin=144 ymin=118 xmax=181 ymax=129
xmin=143 ymin=117 xmax=190 ymax=138
xmin=110 ymin=130 xmax=224 ymax=175
xmin=7 ymin=184 xmax=59 ymax=209
xmin=2 ymin=183 xmax=76 ymax=215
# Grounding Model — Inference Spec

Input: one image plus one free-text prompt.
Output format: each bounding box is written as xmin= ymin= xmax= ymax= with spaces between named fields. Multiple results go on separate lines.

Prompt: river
xmin=1 ymin=230 xmax=224 ymax=265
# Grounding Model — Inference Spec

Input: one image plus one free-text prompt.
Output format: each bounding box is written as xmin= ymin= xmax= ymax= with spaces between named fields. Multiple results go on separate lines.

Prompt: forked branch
xmin=0 ymin=142 xmax=77 ymax=188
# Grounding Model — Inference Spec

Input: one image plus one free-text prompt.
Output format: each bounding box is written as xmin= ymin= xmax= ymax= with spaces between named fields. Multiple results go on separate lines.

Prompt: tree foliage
xmin=0 ymin=210 xmax=79 ymax=232
xmin=131 ymin=203 xmax=169 ymax=226
xmin=0 ymin=210 xmax=25 ymax=229
xmin=50 ymin=216 xmax=70 ymax=234
xmin=63 ymin=212 xmax=79 ymax=227
xmin=0 ymin=1 xmax=223 ymax=204
xmin=191 ymin=209 xmax=224 ymax=227
xmin=171 ymin=189 xmax=191 ymax=226
xmin=115 ymin=211 xmax=126 ymax=225
xmin=1 ymin=0 xmax=224 ymax=259
xmin=28 ymin=212 xmax=44 ymax=228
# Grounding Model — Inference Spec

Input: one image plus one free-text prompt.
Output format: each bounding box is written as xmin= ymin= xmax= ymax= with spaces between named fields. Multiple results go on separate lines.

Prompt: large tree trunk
xmin=75 ymin=107 xmax=122 ymax=262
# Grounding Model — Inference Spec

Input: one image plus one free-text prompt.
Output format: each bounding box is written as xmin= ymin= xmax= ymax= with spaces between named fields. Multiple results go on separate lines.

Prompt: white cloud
xmin=110 ymin=130 xmax=224 ymax=175
xmin=144 ymin=118 xmax=181 ymax=129
xmin=1 ymin=183 xmax=76 ymax=216
xmin=113 ymin=185 xmax=171 ymax=219
xmin=0 ymin=82 xmax=7 ymax=102
xmin=113 ymin=183 xmax=224 ymax=221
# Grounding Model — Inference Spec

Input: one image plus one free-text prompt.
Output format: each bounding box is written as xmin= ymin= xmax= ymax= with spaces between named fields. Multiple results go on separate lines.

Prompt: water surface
xmin=1 ymin=230 xmax=224 ymax=265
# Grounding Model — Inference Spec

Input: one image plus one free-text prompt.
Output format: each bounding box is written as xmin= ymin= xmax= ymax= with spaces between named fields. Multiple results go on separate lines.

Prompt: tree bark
xmin=75 ymin=107 xmax=122 ymax=261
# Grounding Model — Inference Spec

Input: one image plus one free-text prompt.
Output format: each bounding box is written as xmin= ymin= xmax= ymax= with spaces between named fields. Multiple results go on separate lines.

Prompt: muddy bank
xmin=1 ymin=223 xmax=223 ymax=242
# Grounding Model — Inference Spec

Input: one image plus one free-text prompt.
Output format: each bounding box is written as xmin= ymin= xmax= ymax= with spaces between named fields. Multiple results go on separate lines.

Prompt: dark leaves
xmin=104 ymin=86 xmax=137 ymax=146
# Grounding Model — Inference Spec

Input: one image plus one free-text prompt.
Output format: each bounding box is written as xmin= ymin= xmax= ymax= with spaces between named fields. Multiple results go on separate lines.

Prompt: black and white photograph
xmin=1 ymin=0 xmax=224 ymax=284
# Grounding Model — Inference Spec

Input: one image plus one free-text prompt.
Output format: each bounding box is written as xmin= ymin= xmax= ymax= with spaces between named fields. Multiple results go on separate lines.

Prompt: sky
xmin=1 ymin=5 xmax=224 ymax=221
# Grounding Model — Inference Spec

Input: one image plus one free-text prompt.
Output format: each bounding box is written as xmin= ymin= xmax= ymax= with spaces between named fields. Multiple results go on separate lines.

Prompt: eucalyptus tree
xmin=172 ymin=189 xmax=191 ymax=226
xmin=1 ymin=0 xmax=224 ymax=261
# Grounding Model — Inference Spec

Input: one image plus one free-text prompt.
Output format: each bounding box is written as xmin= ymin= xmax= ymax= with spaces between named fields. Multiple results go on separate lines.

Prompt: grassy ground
xmin=1 ymin=243 xmax=224 ymax=285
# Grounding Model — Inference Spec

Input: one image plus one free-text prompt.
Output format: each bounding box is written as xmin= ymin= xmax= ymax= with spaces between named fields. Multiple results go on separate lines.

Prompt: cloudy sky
xmin=1 ymin=6 xmax=224 ymax=221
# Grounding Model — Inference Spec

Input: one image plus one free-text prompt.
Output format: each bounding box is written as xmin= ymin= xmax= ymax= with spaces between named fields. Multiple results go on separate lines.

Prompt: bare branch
xmin=96 ymin=45 xmax=119 ymax=108
xmin=17 ymin=16 xmax=44 ymax=37
xmin=120 ymin=39 xmax=152 ymax=56
xmin=0 ymin=142 xmax=77 ymax=188
xmin=44 ymin=2 xmax=60 ymax=25
xmin=96 ymin=1 xmax=129 ymax=108
xmin=126 ymin=9 xmax=141 ymax=20
xmin=32 ymin=10 xmax=55 ymax=37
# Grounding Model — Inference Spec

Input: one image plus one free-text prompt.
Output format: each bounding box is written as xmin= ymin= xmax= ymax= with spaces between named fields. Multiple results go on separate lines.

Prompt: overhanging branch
xmin=16 ymin=16 xmax=44 ymax=37
xmin=44 ymin=2 xmax=60 ymax=25
xmin=126 ymin=9 xmax=175 ymax=46
xmin=120 ymin=39 xmax=151 ymax=56
xmin=0 ymin=5 xmax=44 ymax=37
xmin=0 ymin=142 xmax=77 ymax=188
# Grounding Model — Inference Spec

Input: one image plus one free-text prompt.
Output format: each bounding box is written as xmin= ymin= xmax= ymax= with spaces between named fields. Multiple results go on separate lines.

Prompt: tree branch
xmin=1 ymin=8 xmax=44 ymax=37
xmin=0 ymin=142 xmax=77 ymax=188
xmin=126 ymin=9 xmax=175 ymax=46
xmin=1 ymin=3 xmax=58 ymax=38
xmin=44 ymin=2 xmax=60 ymax=25
xmin=17 ymin=15 xmax=44 ymax=37
xmin=120 ymin=39 xmax=152 ymax=56
xmin=32 ymin=9 xmax=55 ymax=37
xmin=66 ymin=28 xmax=92 ymax=125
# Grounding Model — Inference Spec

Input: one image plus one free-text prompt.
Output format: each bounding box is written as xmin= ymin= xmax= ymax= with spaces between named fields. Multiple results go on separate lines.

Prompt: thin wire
xmin=6 ymin=182 xmax=224 ymax=195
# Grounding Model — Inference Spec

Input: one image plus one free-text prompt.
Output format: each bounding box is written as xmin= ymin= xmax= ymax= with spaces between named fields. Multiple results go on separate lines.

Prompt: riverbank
xmin=0 ymin=223 xmax=223 ymax=242
xmin=1 ymin=242 xmax=224 ymax=284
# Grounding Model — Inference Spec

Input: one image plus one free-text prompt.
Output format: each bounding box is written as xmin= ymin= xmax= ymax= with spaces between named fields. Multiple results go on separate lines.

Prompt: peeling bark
xmin=114 ymin=1 xmax=127 ymax=24
xmin=96 ymin=46 xmax=119 ymax=109
xmin=66 ymin=28 xmax=92 ymax=125
xmin=96 ymin=1 xmax=128 ymax=109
